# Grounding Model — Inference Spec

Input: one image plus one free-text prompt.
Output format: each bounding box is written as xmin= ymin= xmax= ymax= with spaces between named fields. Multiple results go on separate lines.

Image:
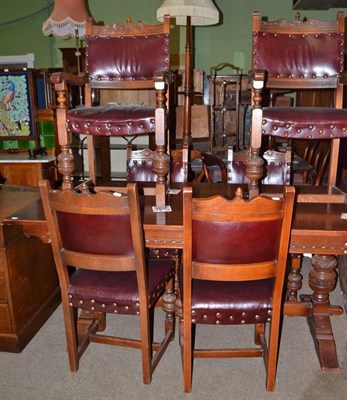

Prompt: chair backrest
xmin=127 ymin=148 xmax=227 ymax=184
xmin=249 ymin=11 xmax=345 ymax=198
xmin=40 ymin=181 xmax=146 ymax=280
xmin=183 ymin=185 xmax=295 ymax=282
xmin=85 ymin=16 xmax=170 ymax=93
xmin=227 ymin=148 xmax=292 ymax=185
xmin=252 ymin=11 xmax=344 ymax=95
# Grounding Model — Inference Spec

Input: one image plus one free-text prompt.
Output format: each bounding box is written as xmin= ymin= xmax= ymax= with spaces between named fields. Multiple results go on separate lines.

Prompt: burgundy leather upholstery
xmin=57 ymin=212 xmax=133 ymax=255
xmin=261 ymin=107 xmax=347 ymax=140
xmin=68 ymin=259 xmax=175 ymax=315
xmin=189 ymin=278 xmax=273 ymax=325
xmin=127 ymin=158 xmax=157 ymax=182
xmin=87 ymin=34 xmax=170 ymax=82
xmin=192 ymin=220 xmax=281 ymax=264
xmin=253 ymin=32 xmax=343 ymax=80
xmin=65 ymin=32 xmax=169 ymax=138
xmin=181 ymin=195 xmax=286 ymax=326
xmin=66 ymin=106 xmax=155 ymax=137
xmin=253 ymin=30 xmax=347 ymax=141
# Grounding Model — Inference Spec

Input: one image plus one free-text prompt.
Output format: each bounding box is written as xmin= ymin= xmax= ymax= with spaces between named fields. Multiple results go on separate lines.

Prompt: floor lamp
xmin=42 ymin=0 xmax=92 ymax=105
xmin=157 ymin=0 xmax=219 ymax=160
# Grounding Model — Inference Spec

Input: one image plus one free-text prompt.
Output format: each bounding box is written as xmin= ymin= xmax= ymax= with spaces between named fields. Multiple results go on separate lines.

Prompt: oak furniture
xmin=0 ymin=154 xmax=56 ymax=187
xmin=248 ymin=11 xmax=347 ymax=202
xmin=39 ymin=181 xmax=176 ymax=384
xmin=179 ymin=185 xmax=295 ymax=392
xmin=0 ymin=186 xmax=59 ymax=352
xmin=51 ymin=16 xmax=173 ymax=210
xmin=4 ymin=182 xmax=346 ymax=372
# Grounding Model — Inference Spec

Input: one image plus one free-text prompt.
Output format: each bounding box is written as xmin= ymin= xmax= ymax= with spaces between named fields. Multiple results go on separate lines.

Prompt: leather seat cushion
xmin=189 ymin=278 xmax=274 ymax=325
xmin=262 ymin=107 xmax=347 ymax=140
xmin=67 ymin=258 xmax=175 ymax=314
xmin=66 ymin=105 xmax=155 ymax=137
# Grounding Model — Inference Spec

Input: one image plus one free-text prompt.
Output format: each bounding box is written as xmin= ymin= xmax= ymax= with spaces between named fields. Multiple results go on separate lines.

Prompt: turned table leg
xmin=305 ymin=254 xmax=343 ymax=372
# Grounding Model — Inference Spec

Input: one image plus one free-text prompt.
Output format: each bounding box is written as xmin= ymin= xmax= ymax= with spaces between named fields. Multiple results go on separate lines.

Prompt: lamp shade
xmin=157 ymin=0 xmax=219 ymax=26
xmin=42 ymin=0 xmax=91 ymax=39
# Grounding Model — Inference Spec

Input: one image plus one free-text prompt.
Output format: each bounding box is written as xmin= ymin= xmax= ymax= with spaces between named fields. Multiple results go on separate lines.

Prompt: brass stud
xmin=229 ymin=316 xmax=234 ymax=321
xmin=192 ymin=319 xmax=196 ymax=323
xmin=216 ymin=312 xmax=221 ymax=317
xmin=203 ymin=314 xmax=208 ymax=320
xmin=69 ymin=303 xmax=73 ymax=306
xmin=255 ymin=315 xmax=260 ymax=320
xmin=267 ymin=310 xmax=272 ymax=315
xmin=215 ymin=320 xmax=221 ymax=325
xmin=91 ymin=299 xmax=95 ymax=303
xmin=241 ymin=320 xmax=246 ymax=324
xmin=102 ymin=304 xmax=106 ymax=308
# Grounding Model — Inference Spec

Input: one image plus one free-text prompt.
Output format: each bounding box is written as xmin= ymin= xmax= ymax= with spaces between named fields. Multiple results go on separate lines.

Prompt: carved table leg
xmin=304 ymin=254 xmax=343 ymax=372
xmin=287 ymin=253 xmax=303 ymax=302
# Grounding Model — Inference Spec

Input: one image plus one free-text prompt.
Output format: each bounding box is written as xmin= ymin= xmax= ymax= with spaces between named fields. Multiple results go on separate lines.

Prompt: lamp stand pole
xmin=182 ymin=16 xmax=193 ymax=165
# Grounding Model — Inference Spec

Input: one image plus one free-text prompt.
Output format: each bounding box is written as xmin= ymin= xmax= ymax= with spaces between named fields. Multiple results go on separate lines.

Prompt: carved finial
xmin=80 ymin=181 xmax=89 ymax=194
xmin=295 ymin=12 xmax=301 ymax=21
xmin=235 ymin=187 xmax=243 ymax=199
xmin=126 ymin=16 xmax=132 ymax=24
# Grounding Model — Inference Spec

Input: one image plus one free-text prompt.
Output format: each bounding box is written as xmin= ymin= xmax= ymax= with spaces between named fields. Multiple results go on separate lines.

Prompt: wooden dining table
xmin=3 ymin=182 xmax=347 ymax=372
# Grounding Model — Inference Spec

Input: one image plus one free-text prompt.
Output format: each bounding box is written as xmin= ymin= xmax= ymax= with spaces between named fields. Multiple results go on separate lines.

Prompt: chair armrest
xmin=153 ymin=69 xmax=175 ymax=85
xmin=50 ymin=71 xmax=88 ymax=87
xmin=251 ymin=69 xmax=266 ymax=88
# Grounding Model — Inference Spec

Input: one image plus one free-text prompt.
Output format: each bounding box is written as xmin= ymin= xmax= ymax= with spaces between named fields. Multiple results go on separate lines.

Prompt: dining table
xmin=3 ymin=181 xmax=347 ymax=372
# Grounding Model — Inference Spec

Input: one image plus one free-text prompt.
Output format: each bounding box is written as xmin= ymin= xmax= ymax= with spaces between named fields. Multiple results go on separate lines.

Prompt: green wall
xmin=1 ymin=0 xmax=346 ymax=73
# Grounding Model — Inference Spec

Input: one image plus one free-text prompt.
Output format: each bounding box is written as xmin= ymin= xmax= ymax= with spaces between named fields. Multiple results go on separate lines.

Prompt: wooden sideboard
xmin=0 ymin=155 xmax=56 ymax=187
xmin=0 ymin=186 xmax=60 ymax=352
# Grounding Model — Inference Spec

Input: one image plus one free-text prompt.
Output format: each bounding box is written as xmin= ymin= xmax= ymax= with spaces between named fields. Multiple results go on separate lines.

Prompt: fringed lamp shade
xmin=157 ymin=0 xmax=219 ymax=26
xmin=42 ymin=0 xmax=90 ymax=39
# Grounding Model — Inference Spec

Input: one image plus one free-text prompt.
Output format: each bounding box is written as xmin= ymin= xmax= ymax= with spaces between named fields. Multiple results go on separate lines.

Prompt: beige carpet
xmin=1 ymin=257 xmax=346 ymax=400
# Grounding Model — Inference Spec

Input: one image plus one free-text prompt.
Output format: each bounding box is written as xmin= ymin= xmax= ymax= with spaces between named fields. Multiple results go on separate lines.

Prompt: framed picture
xmin=0 ymin=69 xmax=37 ymax=140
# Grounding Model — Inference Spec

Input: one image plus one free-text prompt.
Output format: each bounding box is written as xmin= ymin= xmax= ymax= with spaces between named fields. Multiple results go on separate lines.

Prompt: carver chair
xmin=51 ymin=16 xmax=172 ymax=194
xmin=180 ymin=185 xmax=295 ymax=392
xmin=248 ymin=11 xmax=347 ymax=201
xmin=39 ymin=180 xmax=176 ymax=384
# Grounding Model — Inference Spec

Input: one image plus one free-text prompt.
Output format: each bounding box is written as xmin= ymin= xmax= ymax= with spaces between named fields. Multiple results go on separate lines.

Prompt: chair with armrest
xmin=39 ymin=180 xmax=176 ymax=384
xmin=51 ymin=16 xmax=173 ymax=202
xmin=227 ymin=147 xmax=292 ymax=185
xmin=180 ymin=185 xmax=295 ymax=392
xmin=248 ymin=11 xmax=347 ymax=201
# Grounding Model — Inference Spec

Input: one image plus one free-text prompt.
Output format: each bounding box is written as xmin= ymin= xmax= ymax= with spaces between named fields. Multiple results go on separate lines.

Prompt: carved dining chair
xmin=248 ymin=11 xmax=347 ymax=201
xmin=180 ymin=185 xmax=295 ymax=392
xmin=51 ymin=16 xmax=172 ymax=194
xmin=127 ymin=148 xmax=227 ymax=184
xmin=227 ymin=147 xmax=292 ymax=185
xmin=39 ymin=180 xmax=176 ymax=384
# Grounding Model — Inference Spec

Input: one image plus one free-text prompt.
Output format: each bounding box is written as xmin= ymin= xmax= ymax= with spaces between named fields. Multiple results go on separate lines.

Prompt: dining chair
xmin=127 ymin=148 xmax=227 ymax=184
xmin=248 ymin=11 xmax=347 ymax=201
xmin=50 ymin=16 xmax=173 ymax=190
xmin=294 ymin=140 xmax=331 ymax=186
xmin=39 ymin=180 xmax=176 ymax=384
xmin=180 ymin=185 xmax=295 ymax=392
xmin=227 ymin=147 xmax=292 ymax=185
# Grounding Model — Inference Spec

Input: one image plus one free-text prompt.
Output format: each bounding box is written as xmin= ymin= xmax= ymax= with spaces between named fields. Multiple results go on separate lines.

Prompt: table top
xmin=2 ymin=183 xmax=347 ymax=255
